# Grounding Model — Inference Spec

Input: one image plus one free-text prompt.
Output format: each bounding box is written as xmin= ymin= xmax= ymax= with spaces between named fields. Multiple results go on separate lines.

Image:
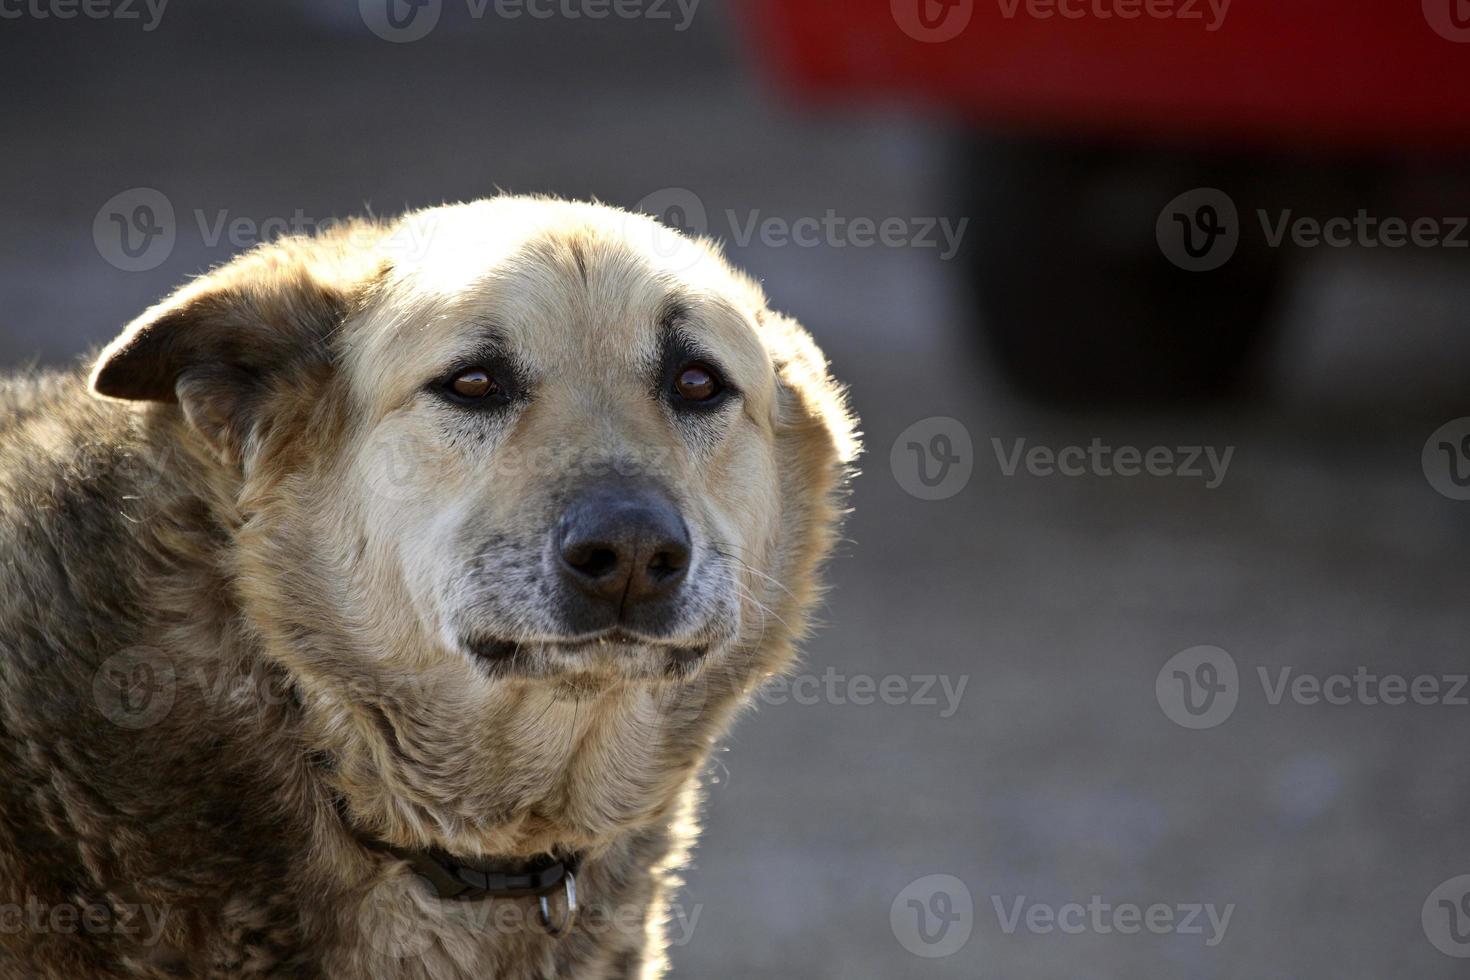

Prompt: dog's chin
xmin=463 ymin=629 xmax=713 ymax=682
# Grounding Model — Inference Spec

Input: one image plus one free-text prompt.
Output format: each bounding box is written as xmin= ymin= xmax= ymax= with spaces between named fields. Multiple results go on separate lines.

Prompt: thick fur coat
xmin=0 ymin=198 xmax=857 ymax=978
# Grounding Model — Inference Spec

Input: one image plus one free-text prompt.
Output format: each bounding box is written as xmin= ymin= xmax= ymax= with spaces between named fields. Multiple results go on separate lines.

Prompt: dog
xmin=0 ymin=196 xmax=858 ymax=978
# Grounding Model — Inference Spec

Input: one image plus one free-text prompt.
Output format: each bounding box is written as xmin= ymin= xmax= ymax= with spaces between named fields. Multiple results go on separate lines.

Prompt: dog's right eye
xmin=442 ymin=368 xmax=504 ymax=405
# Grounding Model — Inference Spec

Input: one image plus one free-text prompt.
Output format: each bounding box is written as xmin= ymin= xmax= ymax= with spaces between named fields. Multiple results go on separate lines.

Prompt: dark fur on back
xmin=0 ymin=375 xmax=313 ymax=976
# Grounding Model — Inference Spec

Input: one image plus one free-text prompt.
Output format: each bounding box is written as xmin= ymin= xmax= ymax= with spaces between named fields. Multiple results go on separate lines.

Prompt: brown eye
xmin=450 ymin=369 xmax=498 ymax=400
xmin=674 ymin=363 xmax=722 ymax=403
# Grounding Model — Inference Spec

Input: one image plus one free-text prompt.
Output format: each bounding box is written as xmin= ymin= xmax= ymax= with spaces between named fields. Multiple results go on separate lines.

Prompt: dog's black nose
xmin=557 ymin=484 xmax=691 ymax=614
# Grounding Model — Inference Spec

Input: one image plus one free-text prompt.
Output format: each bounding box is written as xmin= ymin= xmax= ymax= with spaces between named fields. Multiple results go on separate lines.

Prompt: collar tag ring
xmin=537 ymin=871 xmax=577 ymax=938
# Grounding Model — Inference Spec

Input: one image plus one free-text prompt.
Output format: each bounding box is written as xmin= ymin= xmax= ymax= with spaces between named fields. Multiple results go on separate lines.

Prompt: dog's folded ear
xmin=759 ymin=310 xmax=860 ymax=469
xmin=90 ymin=227 xmax=384 ymax=463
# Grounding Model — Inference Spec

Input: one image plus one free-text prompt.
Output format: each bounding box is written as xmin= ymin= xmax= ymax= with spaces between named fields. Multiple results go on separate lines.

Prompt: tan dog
xmin=0 ymin=197 xmax=856 ymax=978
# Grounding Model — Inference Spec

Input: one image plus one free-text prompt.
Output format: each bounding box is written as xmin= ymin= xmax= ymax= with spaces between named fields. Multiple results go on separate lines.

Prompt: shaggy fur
xmin=0 ymin=197 xmax=857 ymax=978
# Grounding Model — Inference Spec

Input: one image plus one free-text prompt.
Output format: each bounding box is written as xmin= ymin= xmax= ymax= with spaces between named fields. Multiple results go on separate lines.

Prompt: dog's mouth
xmin=464 ymin=630 xmax=709 ymax=679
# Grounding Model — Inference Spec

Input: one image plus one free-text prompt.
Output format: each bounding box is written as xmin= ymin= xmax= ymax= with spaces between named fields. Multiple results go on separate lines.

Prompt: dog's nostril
xmin=647 ymin=544 xmax=689 ymax=582
xmin=566 ymin=545 xmax=621 ymax=580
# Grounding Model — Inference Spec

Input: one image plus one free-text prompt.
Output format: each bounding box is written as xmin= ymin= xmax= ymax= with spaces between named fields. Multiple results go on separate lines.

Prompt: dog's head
xmin=91 ymin=197 xmax=857 ymax=855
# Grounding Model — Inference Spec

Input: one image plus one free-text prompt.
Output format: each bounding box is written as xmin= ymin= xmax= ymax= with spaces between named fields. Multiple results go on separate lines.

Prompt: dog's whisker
xmin=711 ymin=545 xmax=797 ymax=602
xmin=710 ymin=556 xmax=796 ymax=628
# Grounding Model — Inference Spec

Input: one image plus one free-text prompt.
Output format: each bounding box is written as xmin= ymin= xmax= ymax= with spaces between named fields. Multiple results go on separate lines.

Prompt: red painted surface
xmin=744 ymin=0 xmax=1470 ymax=150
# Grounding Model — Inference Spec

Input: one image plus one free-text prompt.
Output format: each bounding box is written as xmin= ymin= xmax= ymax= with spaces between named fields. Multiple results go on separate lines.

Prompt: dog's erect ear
xmin=90 ymin=228 xmax=383 ymax=461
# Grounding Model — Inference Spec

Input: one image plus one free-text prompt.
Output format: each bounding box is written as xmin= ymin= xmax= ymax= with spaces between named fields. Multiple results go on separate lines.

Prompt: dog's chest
xmin=316 ymin=870 xmax=622 ymax=980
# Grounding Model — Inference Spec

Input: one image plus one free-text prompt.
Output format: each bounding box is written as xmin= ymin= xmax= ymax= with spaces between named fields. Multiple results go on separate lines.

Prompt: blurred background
xmin=4 ymin=1 xmax=1470 ymax=975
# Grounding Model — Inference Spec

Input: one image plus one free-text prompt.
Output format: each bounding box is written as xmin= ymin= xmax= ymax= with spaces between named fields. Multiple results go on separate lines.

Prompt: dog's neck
xmin=140 ymin=584 xmax=698 ymax=976
xmin=115 ymin=410 xmax=734 ymax=974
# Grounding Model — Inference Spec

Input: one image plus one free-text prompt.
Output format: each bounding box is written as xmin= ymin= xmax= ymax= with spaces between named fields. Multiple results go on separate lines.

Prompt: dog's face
xmin=91 ymin=198 xmax=857 ymax=856
xmin=344 ymin=201 xmax=783 ymax=681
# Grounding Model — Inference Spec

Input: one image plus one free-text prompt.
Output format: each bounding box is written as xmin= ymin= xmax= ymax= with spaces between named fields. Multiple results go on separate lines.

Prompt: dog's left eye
xmin=673 ymin=363 xmax=725 ymax=404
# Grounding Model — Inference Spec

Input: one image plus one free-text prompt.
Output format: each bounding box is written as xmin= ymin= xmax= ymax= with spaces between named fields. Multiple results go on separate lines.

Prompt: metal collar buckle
xmin=536 ymin=869 xmax=578 ymax=938
xmin=371 ymin=842 xmax=583 ymax=940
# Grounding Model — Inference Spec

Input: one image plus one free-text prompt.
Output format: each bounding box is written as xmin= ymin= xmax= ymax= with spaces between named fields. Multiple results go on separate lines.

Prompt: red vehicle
xmin=745 ymin=1 xmax=1470 ymax=404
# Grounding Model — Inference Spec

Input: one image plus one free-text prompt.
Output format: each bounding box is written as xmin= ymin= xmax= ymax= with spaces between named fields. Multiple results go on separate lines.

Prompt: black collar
xmin=360 ymin=838 xmax=583 ymax=937
xmin=371 ymin=842 xmax=579 ymax=903
xmin=331 ymin=791 xmax=583 ymax=937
